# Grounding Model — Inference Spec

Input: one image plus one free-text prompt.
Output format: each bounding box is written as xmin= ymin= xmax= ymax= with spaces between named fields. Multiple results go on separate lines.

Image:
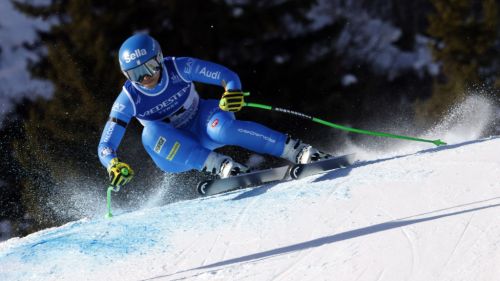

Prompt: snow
xmin=0 ymin=0 xmax=53 ymax=123
xmin=335 ymin=13 xmax=439 ymax=80
xmin=1 ymin=126 xmax=500 ymax=279
xmin=308 ymin=0 xmax=440 ymax=80
xmin=0 ymin=220 xmax=12 ymax=242
xmin=341 ymin=74 xmax=358 ymax=86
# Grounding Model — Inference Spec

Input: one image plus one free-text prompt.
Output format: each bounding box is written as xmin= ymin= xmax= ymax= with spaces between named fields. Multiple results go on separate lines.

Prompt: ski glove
xmin=107 ymin=158 xmax=134 ymax=187
xmin=219 ymin=90 xmax=249 ymax=112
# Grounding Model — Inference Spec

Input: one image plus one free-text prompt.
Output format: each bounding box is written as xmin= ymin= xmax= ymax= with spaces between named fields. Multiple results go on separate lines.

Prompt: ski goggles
xmin=122 ymin=57 xmax=161 ymax=83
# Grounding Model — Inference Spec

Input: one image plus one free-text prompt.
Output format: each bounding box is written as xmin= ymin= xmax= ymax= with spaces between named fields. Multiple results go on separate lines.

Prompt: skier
xmin=98 ymin=33 xmax=329 ymax=188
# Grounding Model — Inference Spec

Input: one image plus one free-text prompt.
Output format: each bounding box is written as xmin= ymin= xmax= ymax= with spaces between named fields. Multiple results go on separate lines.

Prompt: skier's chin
xmin=141 ymin=81 xmax=156 ymax=89
xmin=141 ymin=73 xmax=160 ymax=88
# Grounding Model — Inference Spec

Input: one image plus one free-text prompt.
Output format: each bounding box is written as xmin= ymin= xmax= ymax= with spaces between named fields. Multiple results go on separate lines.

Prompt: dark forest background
xmin=1 ymin=0 xmax=499 ymax=239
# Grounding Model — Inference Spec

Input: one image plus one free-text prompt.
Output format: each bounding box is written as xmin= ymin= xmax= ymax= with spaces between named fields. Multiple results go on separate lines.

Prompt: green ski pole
xmin=105 ymin=166 xmax=132 ymax=218
xmin=242 ymin=98 xmax=446 ymax=147
xmin=105 ymin=185 xmax=115 ymax=219
xmin=105 ymin=185 xmax=120 ymax=219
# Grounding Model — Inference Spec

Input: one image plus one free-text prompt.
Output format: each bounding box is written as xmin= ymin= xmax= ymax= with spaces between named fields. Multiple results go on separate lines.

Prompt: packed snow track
xmin=1 ymin=137 xmax=500 ymax=281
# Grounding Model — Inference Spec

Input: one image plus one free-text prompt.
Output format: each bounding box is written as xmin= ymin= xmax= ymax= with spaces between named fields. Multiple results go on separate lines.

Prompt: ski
xmin=289 ymin=153 xmax=357 ymax=179
xmin=197 ymin=165 xmax=291 ymax=196
xmin=197 ymin=154 xmax=357 ymax=196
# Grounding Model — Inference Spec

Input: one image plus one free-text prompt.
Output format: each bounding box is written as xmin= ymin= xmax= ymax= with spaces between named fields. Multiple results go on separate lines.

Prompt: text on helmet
xmin=124 ymin=49 xmax=147 ymax=63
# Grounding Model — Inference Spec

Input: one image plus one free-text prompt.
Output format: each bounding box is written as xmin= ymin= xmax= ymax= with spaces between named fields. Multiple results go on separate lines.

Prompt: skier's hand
xmin=219 ymin=90 xmax=248 ymax=112
xmin=107 ymin=158 xmax=134 ymax=188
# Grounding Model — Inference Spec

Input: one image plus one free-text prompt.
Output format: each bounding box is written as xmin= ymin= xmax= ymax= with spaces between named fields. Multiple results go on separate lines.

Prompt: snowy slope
xmin=1 ymin=134 xmax=500 ymax=281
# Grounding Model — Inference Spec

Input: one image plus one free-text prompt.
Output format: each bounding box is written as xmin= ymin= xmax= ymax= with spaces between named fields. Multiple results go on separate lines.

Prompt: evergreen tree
xmin=0 ymin=100 xmax=35 ymax=237
xmin=12 ymin=0 xmax=135 ymax=228
xmin=421 ymin=0 xmax=499 ymax=122
xmin=350 ymin=0 xmax=433 ymax=50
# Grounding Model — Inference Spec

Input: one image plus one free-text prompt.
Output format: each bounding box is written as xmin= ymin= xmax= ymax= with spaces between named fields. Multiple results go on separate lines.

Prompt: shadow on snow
xmin=189 ymin=197 xmax=500 ymax=272
xmin=145 ymin=197 xmax=500 ymax=281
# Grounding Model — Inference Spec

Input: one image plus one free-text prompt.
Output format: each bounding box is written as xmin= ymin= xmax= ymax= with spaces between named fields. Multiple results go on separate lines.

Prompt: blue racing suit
xmin=98 ymin=57 xmax=287 ymax=173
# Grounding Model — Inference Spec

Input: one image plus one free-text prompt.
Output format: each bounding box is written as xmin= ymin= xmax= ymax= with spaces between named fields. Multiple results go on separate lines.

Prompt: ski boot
xmin=280 ymin=135 xmax=332 ymax=164
xmin=202 ymin=152 xmax=248 ymax=179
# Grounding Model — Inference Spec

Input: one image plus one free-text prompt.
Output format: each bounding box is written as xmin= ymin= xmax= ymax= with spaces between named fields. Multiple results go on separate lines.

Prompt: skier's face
xmin=140 ymin=71 xmax=160 ymax=89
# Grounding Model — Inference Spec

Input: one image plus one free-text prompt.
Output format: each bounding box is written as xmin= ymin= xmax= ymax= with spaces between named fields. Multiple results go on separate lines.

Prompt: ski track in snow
xmin=1 ymin=136 xmax=500 ymax=281
xmin=439 ymin=213 xmax=473 ymax=277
